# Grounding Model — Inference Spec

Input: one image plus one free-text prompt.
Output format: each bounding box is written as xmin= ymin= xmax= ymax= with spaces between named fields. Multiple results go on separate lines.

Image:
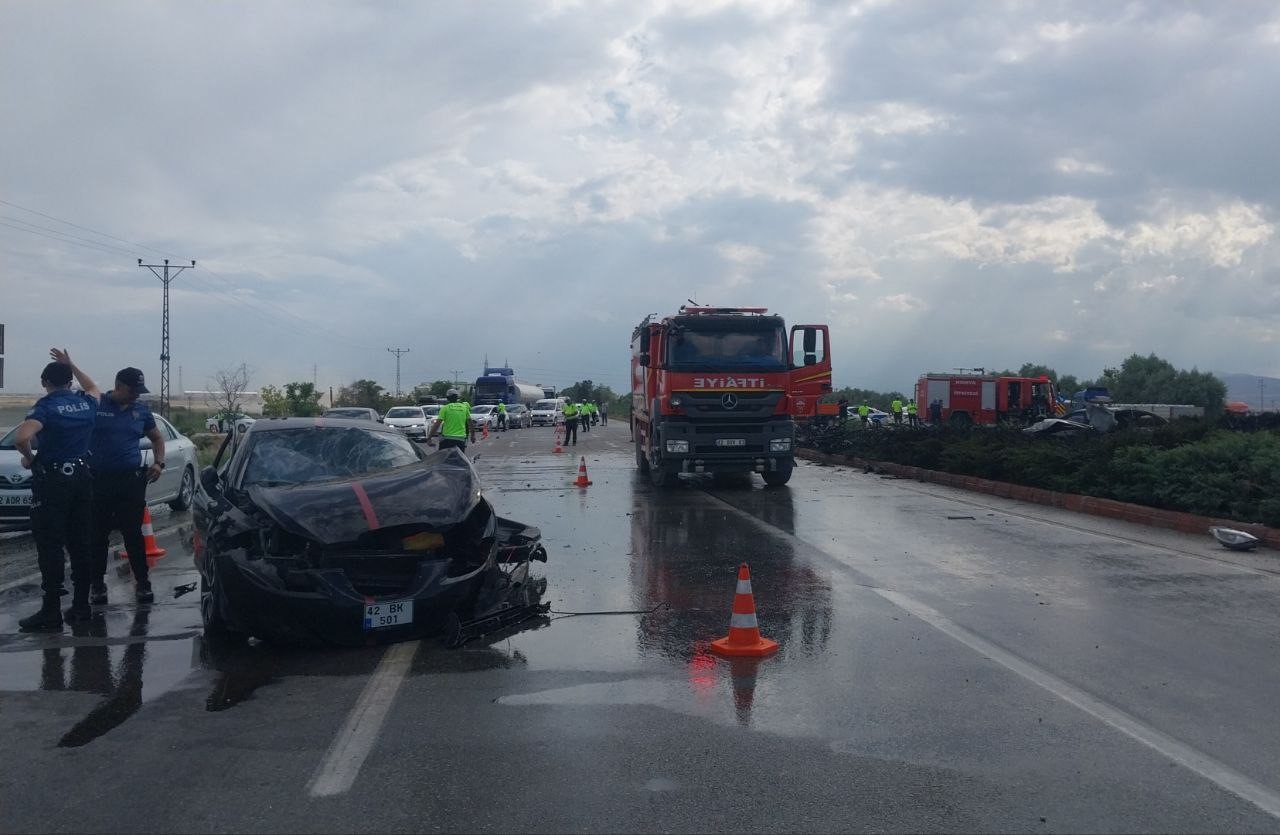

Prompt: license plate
xmin=2 ymin=495 xmax=31 ymax=506
xmin=363 ymin=599 xmax=414 ymax=629
xmin=715 ymin=438 xmax=747 ymax=447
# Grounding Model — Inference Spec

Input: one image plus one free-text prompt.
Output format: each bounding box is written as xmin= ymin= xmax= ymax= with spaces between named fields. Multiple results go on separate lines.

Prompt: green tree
xmin=285 ymin=382 xmax=323 ymax=416
xmin=336 ymin=379 xmax=385 ymax=409
xmin=1106 ymin=354 xmax=1226 ymax=413
xmin=260 ymin=385 xmax=288 ymax=417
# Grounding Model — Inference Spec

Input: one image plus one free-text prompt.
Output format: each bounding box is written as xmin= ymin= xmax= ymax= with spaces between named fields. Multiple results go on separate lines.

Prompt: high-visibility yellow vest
xmin=907 ymin=402 xmax=918 ymax=415
xmin=563 ymin=403 xmax=579 ymax=417
xmin=891 ymin=399 xmax=903 ymax=414
xmin=858 ymin=404 xmax=869 ymax=416
xmin=439 ymin=401 xmax=471 ymax=438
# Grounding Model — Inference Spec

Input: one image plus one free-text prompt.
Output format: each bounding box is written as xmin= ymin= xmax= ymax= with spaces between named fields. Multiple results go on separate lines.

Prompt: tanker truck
xmin=472 ymin=367 xmax=544 ymax=407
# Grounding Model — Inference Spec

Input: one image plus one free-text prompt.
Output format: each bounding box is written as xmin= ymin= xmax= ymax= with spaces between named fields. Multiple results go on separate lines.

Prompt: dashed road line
xmin=307 ymin=640 xmax=420 ymax=798
xmin=706 ymin=489 xmax=1280 ymax=822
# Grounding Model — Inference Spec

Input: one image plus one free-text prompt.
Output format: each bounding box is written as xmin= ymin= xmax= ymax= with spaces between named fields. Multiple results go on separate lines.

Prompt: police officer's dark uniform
xmin=90 ymin=368 xmax=164 ymax=605
xmin=17 ymin=361 xmax=98 ymax=632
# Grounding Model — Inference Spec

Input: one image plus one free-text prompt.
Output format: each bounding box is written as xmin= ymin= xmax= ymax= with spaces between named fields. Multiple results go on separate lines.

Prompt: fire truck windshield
xmin=667 ymin=326 xmax=788 ymax=370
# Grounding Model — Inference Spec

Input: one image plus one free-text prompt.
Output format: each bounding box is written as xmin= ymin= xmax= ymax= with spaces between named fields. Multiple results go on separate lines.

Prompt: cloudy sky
xmin=1 ymin=1 xmax=1278 ymax=400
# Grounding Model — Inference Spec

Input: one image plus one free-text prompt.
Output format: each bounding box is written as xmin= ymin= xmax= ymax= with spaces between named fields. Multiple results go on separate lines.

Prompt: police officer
xmin=857 ymin=402 xmax=870 ymax=428
xmin=16 ymin=348 xmax=99 ymax=632
xmin=88 ymin=366 xmax=166 ymax=605
xmin=891 ymin=397 xmax=904 ymax=426
xmin=579 ymin=401 xmax=591 ymax=433
xmin=907 ymin=399 xmax=919 ymax=428
xmin=562 ymin=401 xmax=579 ymax=445
xmin=427 ymin=389 xmax=476 ymax=451
xmin=496 ymin=401 xmax=508 ymax=432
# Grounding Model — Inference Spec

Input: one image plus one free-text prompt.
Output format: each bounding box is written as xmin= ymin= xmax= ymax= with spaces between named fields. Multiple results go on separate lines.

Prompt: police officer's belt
xmin=36 ymin=459 xmax=88 ymax=476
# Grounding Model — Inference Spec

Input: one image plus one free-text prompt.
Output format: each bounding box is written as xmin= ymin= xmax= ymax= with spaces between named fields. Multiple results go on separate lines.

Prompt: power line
xmin=0 ymin=219 xmax=132 ymax=257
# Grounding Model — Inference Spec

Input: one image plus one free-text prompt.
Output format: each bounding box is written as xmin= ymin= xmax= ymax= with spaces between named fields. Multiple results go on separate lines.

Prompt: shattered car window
xmin=242 ymin=427 xmax=421 ymax=486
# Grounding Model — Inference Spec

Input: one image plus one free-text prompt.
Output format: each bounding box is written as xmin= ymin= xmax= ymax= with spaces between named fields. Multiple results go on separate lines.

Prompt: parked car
xmin=192 ymin=418 xmax=548 ymax=645
xmin=503 ymin=404 xmax=532 ymax=429
xmin=323 ymin=407 xmax=382 ymax=422
xmin=470 ymin=404 xmax=499 ymax=430
xmin=206 ymin=411 xmax=255 ymax=433
xmin=0 ymin=414 xmax=199 ymax=530
xmin=382 ymin=406 xmax=435 ymax=442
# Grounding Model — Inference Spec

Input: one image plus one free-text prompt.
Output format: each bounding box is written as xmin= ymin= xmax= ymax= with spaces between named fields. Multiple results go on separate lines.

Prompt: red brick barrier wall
xmin=796 ymin=448 xmax=1280 ymax=550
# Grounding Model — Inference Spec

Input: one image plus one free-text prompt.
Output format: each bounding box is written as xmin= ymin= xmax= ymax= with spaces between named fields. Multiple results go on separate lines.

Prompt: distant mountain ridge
xmin=1216 ymin=372 xmax=1280 ymax=410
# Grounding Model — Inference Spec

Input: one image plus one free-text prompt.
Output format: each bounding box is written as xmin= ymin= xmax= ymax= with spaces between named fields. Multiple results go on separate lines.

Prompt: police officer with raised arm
xmin=16 ymin=348 xmax=99 ymax=632
xmin=87 ymin=366 xmax=166 ymax=605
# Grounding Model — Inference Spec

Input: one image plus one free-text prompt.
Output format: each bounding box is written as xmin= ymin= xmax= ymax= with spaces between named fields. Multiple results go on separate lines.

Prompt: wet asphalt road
xmin=3 ymin=421 xmax=1280 ymax=832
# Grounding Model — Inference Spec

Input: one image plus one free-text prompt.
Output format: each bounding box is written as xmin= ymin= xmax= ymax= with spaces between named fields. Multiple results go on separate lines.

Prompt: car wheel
xmin=169 ymin=466 xmax=195 ymax=511
xmin=761 ymin=460 xmax=794 ymax=487
xmin=634 ymin=433 xmax=650 ymax=473
xmin=201 ymin=566 xmax=248 ymax=642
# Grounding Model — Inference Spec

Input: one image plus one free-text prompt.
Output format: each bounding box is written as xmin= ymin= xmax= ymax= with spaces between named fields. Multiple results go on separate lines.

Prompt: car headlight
xmin=770 ymin=438 xmax=792 ymax=452
xmin=666 ymin=440 xmax=689 ymax=453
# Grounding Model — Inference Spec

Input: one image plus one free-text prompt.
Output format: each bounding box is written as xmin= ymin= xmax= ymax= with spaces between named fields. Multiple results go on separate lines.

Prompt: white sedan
xmin=469 ymin=405 xmax=500 ymax=430
xmin=0 ymin=414 xmax=200 ymax=531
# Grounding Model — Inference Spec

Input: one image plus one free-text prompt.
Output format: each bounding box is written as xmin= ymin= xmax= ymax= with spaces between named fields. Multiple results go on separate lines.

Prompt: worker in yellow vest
xmin=907 ymin=399 xmax=919 ymax=428
xmin=562 ymin=401 xmax=579 ymax=445
xmin=857 ymin=402 xmax=870 ymax=427
xmin=427 ymin=389 xmax=477 ymax=452
xmin=891 ymin=397 xmax=903 ymax=426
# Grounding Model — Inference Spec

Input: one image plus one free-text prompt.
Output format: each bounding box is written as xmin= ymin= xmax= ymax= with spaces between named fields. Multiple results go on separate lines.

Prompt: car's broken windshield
xmin=242 ymin=427 xmax=420 ymax=486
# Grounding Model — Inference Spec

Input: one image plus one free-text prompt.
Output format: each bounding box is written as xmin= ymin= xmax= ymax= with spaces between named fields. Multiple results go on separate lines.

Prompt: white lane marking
xmin=307 ymin=640 xmax=419 ymax=797
xmin=707 ymin=492 xmax=1280 ymax=821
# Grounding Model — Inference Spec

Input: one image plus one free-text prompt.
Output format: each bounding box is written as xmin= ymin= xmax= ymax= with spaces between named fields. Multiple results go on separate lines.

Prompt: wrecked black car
xmin=192 ymin=418 xmax=547 ymax=647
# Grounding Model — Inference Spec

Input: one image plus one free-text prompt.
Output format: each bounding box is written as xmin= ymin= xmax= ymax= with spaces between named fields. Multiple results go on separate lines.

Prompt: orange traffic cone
xmin=117 ymin=506 xmax=168 ymax=565
xmin=482 ymin=422 xmax=490 ymax=440
xmin=710 ymin=563 xmax=778 ymax=657
xmin=573 ymin=456 xmax=592 ymax=487
xmin=553 ymin=424 xmax=564 ymax=454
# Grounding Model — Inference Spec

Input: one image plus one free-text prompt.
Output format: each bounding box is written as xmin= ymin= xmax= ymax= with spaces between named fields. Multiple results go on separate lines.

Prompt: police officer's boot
xmin=19 ymin=595 xmax=64 ymax=632
xmin=64 ymin=590 xmax=93 ymax=623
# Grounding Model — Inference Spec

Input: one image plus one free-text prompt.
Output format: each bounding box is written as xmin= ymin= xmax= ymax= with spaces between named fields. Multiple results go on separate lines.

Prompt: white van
xmin=530 ymin=398 xmax=565 ymax=426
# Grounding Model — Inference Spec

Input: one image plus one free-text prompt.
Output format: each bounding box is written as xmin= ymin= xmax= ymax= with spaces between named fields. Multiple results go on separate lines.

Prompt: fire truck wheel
xmin=649 ymin=462 xmax=672 ymax=488
xmin=634 ymin=436 xmax=650 ymax=473
xmin=949 ymin=411 xmax=972 ymax=429
xmin=761 ymin=461 xmax=793 ymax=487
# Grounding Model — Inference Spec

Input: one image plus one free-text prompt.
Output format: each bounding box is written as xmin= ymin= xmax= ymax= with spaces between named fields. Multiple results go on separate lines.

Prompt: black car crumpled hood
xmin=245 ymin=447 xmax=483 ymax=546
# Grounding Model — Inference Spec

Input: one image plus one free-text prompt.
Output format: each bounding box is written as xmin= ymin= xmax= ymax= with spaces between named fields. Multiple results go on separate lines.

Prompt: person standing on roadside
xmin=891 ymin=397 xmax=903 ymax=426
xmin=599 ymin=400 xmax=609 ymax=426
xmin=857 ymin=401 xmax=870 ymax=428
xmin=562 ymin=401 xmax=579 ymax=445
xmin=496 ymin=401 xmax=508 ymax=432
xmin=87 ymin=366 xmax=166 ymax=606
xmin=907 ymin=399 xmax=919 ymax=428
xmin=16 ymin=349 xmax=98 ymax=632
xmin=579 ymin=401 xmax=591 ymax=433
xmin=427 ymin=389 xmax=477 ymax=452
xmin=930 ymin=398 xmax=943 ymax=425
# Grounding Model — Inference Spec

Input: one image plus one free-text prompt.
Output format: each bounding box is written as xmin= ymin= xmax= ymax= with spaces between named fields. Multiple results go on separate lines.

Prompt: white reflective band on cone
xmin=142 ymin=523 xmax=155 ymax=536
xmin=736 ymin=580 xmax=753 ymax=595
xmin=730 ymin=612 xmax=758 ymax=629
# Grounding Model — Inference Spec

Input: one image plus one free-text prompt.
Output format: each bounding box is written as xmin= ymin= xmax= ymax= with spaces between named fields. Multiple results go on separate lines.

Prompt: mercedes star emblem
xmin=721 ymin=393 xmax=739 ymax=410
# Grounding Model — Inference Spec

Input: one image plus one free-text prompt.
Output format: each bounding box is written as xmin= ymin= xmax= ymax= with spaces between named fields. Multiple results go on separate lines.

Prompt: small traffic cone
xmin=553 ymin=424 xmax=564 ymax=454
xmin=572 ymin=456 xmax=592 ymax=487
xmin=482 ymin=422 xmax=490 ymax=440
xmin=117 ymin=506 xmax=167 ymax=565
xmin=710 ymin=563 xmax=777 ymax=657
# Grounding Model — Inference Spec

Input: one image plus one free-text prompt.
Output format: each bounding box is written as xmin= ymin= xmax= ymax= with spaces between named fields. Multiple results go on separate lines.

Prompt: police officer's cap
xmin=446 ymin=388 xmax=459 ymax=400
xmin=41 ymin=362 xmax=72 ymax=387
xmin=116 ymin=367 xmax=149 ymax=394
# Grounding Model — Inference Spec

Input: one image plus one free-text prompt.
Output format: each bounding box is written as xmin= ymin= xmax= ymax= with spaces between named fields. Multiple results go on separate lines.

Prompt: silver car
xmin=0 ymin=414 xmax=199 ymax=531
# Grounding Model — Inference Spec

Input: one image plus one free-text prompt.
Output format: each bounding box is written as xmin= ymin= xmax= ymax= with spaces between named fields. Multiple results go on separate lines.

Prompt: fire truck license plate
xmin=364 ymin=600 xmax=414 ymax=629
xmin=715 ymin=438 xmax=746 ymax=447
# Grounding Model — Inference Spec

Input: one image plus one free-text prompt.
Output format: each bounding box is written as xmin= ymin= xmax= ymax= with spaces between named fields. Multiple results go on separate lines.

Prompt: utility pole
xmin=387 ymin=347 xmax=410 ymax=397
xmin=451 ymin=370 xmax=462 ymax=386
xmin=138 ymin=258 xmax=195 ymax=417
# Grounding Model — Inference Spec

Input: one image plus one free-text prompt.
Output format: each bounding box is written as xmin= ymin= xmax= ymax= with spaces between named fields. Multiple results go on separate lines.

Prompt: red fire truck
xmin=915 ymin=371 xmax=1057 ymax=428
xmin=631 ymin=306 xmax=832 ymax=486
